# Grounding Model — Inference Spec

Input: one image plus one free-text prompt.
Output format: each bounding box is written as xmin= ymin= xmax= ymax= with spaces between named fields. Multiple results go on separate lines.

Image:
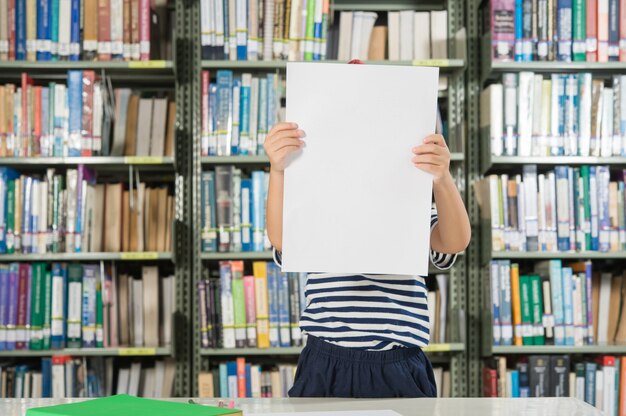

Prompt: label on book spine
xmin=118 ymin=347 xmax=157 ymax=356
xmin=0 ymin=41 xmax=8 ymax=53
xmin=120 ymin=252 xmax=160 ymax=260
xmin=128 ymin=60 xmax=167 ymax=69
xmin=123 ymin=156 xmax=164 ymax=164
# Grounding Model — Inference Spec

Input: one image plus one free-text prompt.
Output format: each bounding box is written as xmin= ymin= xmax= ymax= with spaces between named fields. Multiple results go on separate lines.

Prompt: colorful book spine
xmin=139 ymin=0 xmax=150 ymax=60
xmin=607 ymin=0 xmax=619 ymax=61
xmin=67 ymin=70 xmax=82 ymax=157
xmin=50 ymin=262 xmax=65 ymax=349
xmin=491 ymin=261 xmax=502 ymax=345
xmin=243 ymin=274 xmax=257 ymax=348
xmin=240 ymin=178 xmax=252 ymax=252
xmin=266 ymin=262 xmax=280 ymax=348
xmin=201 ymin=171 xmax=218 ymax=252
xmin=36 ymin=0 xmax=51 ymax=60
xmin=239 ymin=74 xmax=251 ymax=155
xmin=66 ymin=263 xmax=82 ymax=348
xmin=15 ymin=263 xmax=30 ymax=350
xmin=69 ymin=0 xmax=80 ymax=60
xmin=219 ymin=261 xmax=236 ymax=349
xmin=251 ymin=171 xmax=265 ymax=252
xmin=561 ymin=267 xmax=575 ymax=345
xmin=572 ymin=0 xmax=585 ymax=60
xmin=216 ymin=70 xmax=233 ymax=156
xmin=29 ymin=262 xmax=44 ymax=350
xmin=231 ymin=260 xmax=247 ymax=348
xmin=515 ymin=0 xmax=524 ymax=60
xmin=6 ymin=264 xmax=18 ymax=350
xmin=530 ymin=275 xmax=545 ymax=344
xmin=0 ymin=266 xmax=8 ymax=350
xmin=253 ymin=261 xmax=270 ymax=349
xmin=81 ymin=264 xmax=97 ymax=348
xmin=277 ymin=270 xmax=291 ymax=348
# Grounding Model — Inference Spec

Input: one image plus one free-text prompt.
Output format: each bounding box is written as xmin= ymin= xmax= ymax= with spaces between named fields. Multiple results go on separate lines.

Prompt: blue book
xmin=208 ymin=83 xmax=218 ymax=156
xmin=277 ymin=271 xmax=291 ymax=347
xmin=239 ymin=75 xmax=251 ymax=155
xmin=561 ymin=267 xmax=575 ymax=345
xmin=41 ymin=357 xmax=52 ymax=397
xmin=608 ymin=0 xmax=619 ymax=61
xmin=313 ymin=9 xmax=322 ymax=61
xmin=227 ymin=361 xmax=238 ymax=398
xmin=22 ymin=176 xmax=33 ymax=253
xmin=490 ymin=260 xmax=501 ymax=346
xmin=257 ymin=78 xmax=268 ymax=155
xmin=583 ymin=261 xmax=593 ymax=344
xmin=81 ymin=265 xmax=98 ymax=348
xmin=16 ymin=0 xmax=27 ymax=60
xmin=521 ymin=0 xmax=533 ymax=61
xmin=69 ymin=0 xmax=80 ymax=60
xmin=216 ymin=70 xmax=234 ymax=156
xmin=50 ymin=263 xmax=66 ymax=349
xmin=510 ymin=370 xmax=520 ymax=397
xmin=585 ymin=362 xmax=597 ymax=405
xmin=597 ymin=165 xmax=610 ymax=251
xmin=589 ymin=166 xmax=599 ymax=250
xmin=37 ymin=0 xmax=52 ymax=60
xmin=517 ymin=362 xmax=530 ymax=397
xmin=219 ymin=363 xmax=228 ymax=397
xmin=550 ymin=260 xmax=565 ymax=345
xmin=201 ymin=172 xmax=218 ymax=252
xmin=266 ymin=262 xmax=280 ymax=348
xmin=6 ymin=263 xmax=19 ymax=350
xmin=236 ymin=1 xmax=247 ymax=60
xmin=499 ymin=260 xmax=513 ymax=346
xmin=555 ymin=166 xmax=570 ymax=251
xmin=0 ymin=168 xmax=19 ymax=253
xmin=0 ymin=266 xmax=8 ymax=350
xmin=556 ymin=0 xmax=573 ymax=61
xmin=231 ymin=78 xmax=241 ymax=155
xmin=251 ymin=171 xmax=265 ymax=252
xmin=515 ymin=0 xmax=523 ymax=61
xmin=245 ymin=363 xmax=252 ymax=398
xmin=241 ymin=179 xmax=253 ymax=251
xmin=50 ymin=0 xmax=59 ymax=60
xmin=15 ymin=365 xmax=29 ymax=398
xmin=298 ymin=272 xmax=307 ymax=316
xmin=67 ymin=71 xmax=83 ymax=156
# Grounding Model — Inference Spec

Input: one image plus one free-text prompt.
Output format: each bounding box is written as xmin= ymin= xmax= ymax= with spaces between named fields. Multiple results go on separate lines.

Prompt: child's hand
xmin=264 ymin=122 xmax=306 ymax=173
xmin=411 ymin=134 xmax=451 ymax=182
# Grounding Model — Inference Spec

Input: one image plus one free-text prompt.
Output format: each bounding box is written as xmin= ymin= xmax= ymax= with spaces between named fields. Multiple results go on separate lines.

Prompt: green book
xmin=530 ymin=274 xmax=545 ymax=345
xmin=572 ymin=0 xmax=586 ymax=61
xmin=96 ymin=278 xmax=104 ymax=348
xmin=304 ymin=0 xmax=316 ymax=61
xmin=66 ymin=264 xmax=83 ymax=348
xmin=580 ymin=166 xmax=591 ymax=250
xmin=30 ymin=263 xmax=45 ymax=350
xmin=42 ymin=269 xmax=52 ymax=349
xmin=25 ymin=395 xmax=242 ymax=416
xmin=519 ymin=275 xmax=534 ymax=345
xmin=6 ymin=179 xmax=15 ymax=253
xmin=231 ymin=266 xmax=246 ymax=348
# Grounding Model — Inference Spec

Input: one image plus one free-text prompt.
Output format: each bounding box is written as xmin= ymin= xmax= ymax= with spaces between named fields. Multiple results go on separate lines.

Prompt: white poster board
xmin=282 ymin=62 xmax=439 ymax=275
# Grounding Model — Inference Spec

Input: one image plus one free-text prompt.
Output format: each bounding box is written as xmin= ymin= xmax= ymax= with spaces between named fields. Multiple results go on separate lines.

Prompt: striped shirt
xmin=274 ymin=209 xmax=457 ymax=351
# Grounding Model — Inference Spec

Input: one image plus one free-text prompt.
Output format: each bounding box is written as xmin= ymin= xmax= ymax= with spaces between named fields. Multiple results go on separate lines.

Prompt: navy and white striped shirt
xmin=275 ymin=209 xmax=457 ymax=351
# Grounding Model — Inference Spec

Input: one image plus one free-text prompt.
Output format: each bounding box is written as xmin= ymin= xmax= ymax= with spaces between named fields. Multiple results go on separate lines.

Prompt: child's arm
xmin=413 ymin=134 xmax=471 ymax=254
xmin=265 ymin=122 xmax=306 ymax=252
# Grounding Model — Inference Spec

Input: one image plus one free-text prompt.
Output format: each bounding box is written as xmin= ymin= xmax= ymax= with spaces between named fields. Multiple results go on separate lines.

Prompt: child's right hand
xmin=264 ymin=122 xmax=306 ymax=172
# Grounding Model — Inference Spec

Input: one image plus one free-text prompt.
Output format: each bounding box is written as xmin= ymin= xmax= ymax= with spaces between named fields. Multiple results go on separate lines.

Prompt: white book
xmin=597 ymin=273 xmax=612 ymax=344
xmin=239 ymin=74 xmax=252 ymax=153
xmin=565 ymin=75 xmax=578 ymax=155
xmin=349 ymin=12 xmax=363 ymax=60
xmin=517 ymin=72 xmax=534 ymax=157
xmin=31 ymin=373 xmax=42 ymax=398
xmin=150 ymin=98 xmax=168 ymax=157
xmin=516 ymin=176 xmax=526 ymax=250
xmin=200 ymin=0 xmax=211 ymax=48
xmin=229 ymin=0 xmax=237 ymax=59
xmin=537 ymin=174 xmax=546 ymax=250
xmin=262 ymin=0 xmax=274 ymax=60
xmin=436 ymin=274 xmax=447 ymax=343
xmin=116 ymin=368 xmax=130 ymax=395
xmin=136 ymin=98 xmax=154 ymax=157
xmin=128 ymin=362 xmax=142 ymax=397
xmin=215 ymin=0 xmax=225 ymax=53
xmin=575 ymin=374 xmax=585 ymax=400
xmin=489 ymin=175 xmax=503 ymax=251
xmin=154 ymin=360 xmax=165 ymax=398
xmin=58 ymin=0 xmax=71 ymax=58
xmin=338 ymin=11 xmax=354 ymax=61
xmin=141 ymin=368 xmax=156 ymax=398
xmin=578 ymin=74 xmax=592 ymax=156
xmin=503 ymin=74 xmax=518 ymax=156
xmin=430 ymin=10 xmax=448 ymax=59
xmin=506 ymin=370 xmax=513 ymax=397
xmin=31 ymin=181 xmax=40 ymax=254
xmin=481 ymin=84 xmax=503 ymax=157
xmin=612 ymin=77 xmax=622 ymax=157
xmin=550 ymin=74 xmax=563 ymax=156
xmin=23 ymin=372 xmax=31 ymax=398
xmin=601 ymin=88 xmax=614 ymax=157
xmin=110 ymin=0 xmax=124 ymax=56
xmin=161 ymin=275 xmax=174 ymax=346
xmin=288 ymin=0 xmax=301 ymax=61
xmin=132 ymin=278 xmax=144 ymax=347
xmin=413 ymin=12 xmax=430 ymax=60
xmin=251 ymin=365 xmax=261 ymax=398
xmin=531 ymin=74 xmax=543 ymax=155
xmin=603 ymin=363 xmax=615 ymax=416
xmin=399 ymin=10 xmax=414 ymax=61
xmin=569 ymin=372 xmax=576 ymax=399
xmin=358 ymin=12 xmax=378 ymax=60
xmin=93 ymin=83 xmax=103 ymax=154
xmin=571 ymin=275 xmax=583 ymax=346
xmin=236 ymin=0 xmax=247 ymax=57
xmin=596 ymin=370 xmax=604 ymax=411
xmin=388 ymin=11 xmax=400 ymax=60
xmin=51 ymin=360 xmax=65 ymax=398
xmin=523 ymin=165 xmax=539 ymax=251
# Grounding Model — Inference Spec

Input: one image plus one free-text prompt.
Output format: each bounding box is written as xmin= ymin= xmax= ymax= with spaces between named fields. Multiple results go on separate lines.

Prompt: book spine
xmin=303 ymin=0 xmax=314 ymax=60
xmin=50 ymin=263 xmax=65 ymax=349
xmin=241 ymin=178 xmax=252 ymax=251
xmin=26 ymin=0 xmax=36 ymax=61
xmin=231 ymin=79 xmax=241 ymax=155
xmin=598 ymin=0 xmax=609 ymax=61
xmin=81 ymin=265 xmax=97 ymax=348
xmin=36 ymin=0 xmax=51 ymax=60
xmin=253 ymin=261 xmax=270 ymax=349
xmin=95 ymin=275 xmax=103 ymax=348
xmin=522 ymin=0 xmax=533 ymax=60
xmin=16 ymin=0 xmax=26 ymax=60
xmin=219 ymin=261 xmax=236 ymax=348
xmin=608 ymin=0 xmax=619 ymax=60
xmin=236 ymin=0 xmax=247 ymax=59
xmin=98 ymin=0 xmax=112 ymax=60
xmin=490 ymin=261 xmax=502 ymax=345
xmin=15 ymin=263 xmax=29 ymax=350
xmin=586 ymin=0 xmax=598 ymax=60
xmin=236 ymin=357 xmax=246 ymax=398
xmin=572 ymin=0 xmax=586 ymax=60
xmin=67 ymin=70 xmax=82 ymax=157
xmin=312 ymin=0 xmax=322 ymax=60
xmin=257 ymin=77 xmax=267 ymax=154
xmin=0 ymin=267 xmax=7 ymax=350
xmin=111 ymin=0 xmax=124 ymax=59
xmin=81 ymin=71 xmax=95 ymax=156
xmin=555 ymin=166 xmax=570 ymax=250
xmin=267 ymin=263 xmax=280 ymax=348
xmin=66 ymin=264 xmax=82 ymax=348
xmin=201 ymin=70 xmax=210 ymax=156
xmin=69 ymin=0 xmax=79 ymax=60
xmin=198 ymin=280 xmax=210 ymax=348
xmin=22 ymin=176 xmax=32 ymax=253
xmin=288 ymin=272 xmax=302 ymax=346
xmin=252 ymin=171 xmax=265 ymax=252
xmin=556 ymin=0 xmax=572 ymax=61
xmin=6 ymin=264 xmax=18 ymax=350
xmin=216 ymin=70 xmax=233 ymax=156
xmin=29 ymin=263 xmax=44 ymax=350
xmin=243 ymin=274 xmax=257 ymax=347
xmin=277 ymin=270 xmax=291 ymax=347
xmin=138 ymin=0 xmax=150 ymax=60
xmin=530 ymin=275 xmax=545 ymax=344
xmin=561 ymin=267 xmax=575 ymax=345
xmin=208 ymin=83 xmax=218 ymax=156
xmin=239 ymin=73 xmax=251 ymax=155
xmin=515 ymin=0 xmax=524 ymax=60
xmin=550 ymin=259 xmax=565 ymax=345
xmin=590 ymin=166 xmax=600 ymax=250
xmin=231 ymin=260 xmax=247 ymax=348
xmin=597 ymin=165 xmax=611 ymax=251
xmin=537 ymin=0 xmax=550 ymax=59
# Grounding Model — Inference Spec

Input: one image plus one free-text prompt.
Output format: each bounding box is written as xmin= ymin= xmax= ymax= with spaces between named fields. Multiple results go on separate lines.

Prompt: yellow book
xmin=253 ymin=261 xmax=270 ymax=348
xmin=510 ymin=263 xmax=523 ymax=346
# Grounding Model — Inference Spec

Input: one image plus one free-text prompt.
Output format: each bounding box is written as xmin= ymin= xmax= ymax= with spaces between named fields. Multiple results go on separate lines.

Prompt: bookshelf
xmin=190 ymin=0 xmax=469 ymax=399
xmin=469 ymin=0 xmax=626 ymax=401
xmin=0 ymin=347 xmax=173 ymax=358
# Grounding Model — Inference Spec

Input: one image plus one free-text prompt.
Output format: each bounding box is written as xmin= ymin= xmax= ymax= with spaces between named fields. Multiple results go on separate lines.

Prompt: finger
xmin=423 ymin=134 xmax=447 ymax=147
xmin=412 ymin=145 xmax=447 ymax=156
xmin=270 ymin=137 xmax=304 ymax=151
xmin=412 ymin=154 xmax=445 ymax=165
xmin=272 ymin=141 xmax=304 ymax=154
xmin=269 ymin=122 xmax=299 ymax=136
xmin=413 ymin=163 xmax=439 ymax=174
xmin=268 ymin=129 xmax=305 ymax=144
xmin=274 ymin=146 xmax=303 ymax=161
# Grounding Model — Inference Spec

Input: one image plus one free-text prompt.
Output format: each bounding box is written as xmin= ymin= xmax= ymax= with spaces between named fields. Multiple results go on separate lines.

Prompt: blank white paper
xmin=248 ymin=411 xmax=402 ymax=416
xmin=282 ymin=62 xmax=439 ymax=275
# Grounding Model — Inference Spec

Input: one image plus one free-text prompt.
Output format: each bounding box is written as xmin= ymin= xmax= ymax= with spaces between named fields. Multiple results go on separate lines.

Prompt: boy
xmin=265 ymin=111 xmax=470 ymax=397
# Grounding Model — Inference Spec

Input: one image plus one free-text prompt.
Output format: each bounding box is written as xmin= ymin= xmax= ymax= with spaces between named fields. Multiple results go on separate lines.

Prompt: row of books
xmin=0 ymin=263 xmax=174 ymax=351
xmin=198 ymin=261 xmax=304 ymax=349
xmin=0 ymin=168 xmax=174 ymax=254
xmin=484 ymin=355 xmax=625 ymax=416
xmin=0 ymin=357 xmax=175 ymax=398
xmin=490 ymin=259 xmax=626 ymax=346
xmin=490 ymin=0 xmax=626 ymax=62
xmin=477 ymin=165 xmax=626 ymax=253
xmin=0 ymin=0 xmax=170 ymax=61
xmin=482 ymin=73 xmax=626 ymax=157
xmin=201 ymin=167 xmax=270 ymax=253
xmin=0 ymin=72 xmax=176 ymax=158
xmin=201 ymin=70 xmax=282 ymax=157
xmin=200 ymin=0 xmax=331 ymax=61
xmin=335 ymin=10 xmax=448 ymax=61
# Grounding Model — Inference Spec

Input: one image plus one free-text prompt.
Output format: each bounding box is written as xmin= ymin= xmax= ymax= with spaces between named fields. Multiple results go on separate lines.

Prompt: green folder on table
xmin=26 ymin=395 xmax=242 ymax=416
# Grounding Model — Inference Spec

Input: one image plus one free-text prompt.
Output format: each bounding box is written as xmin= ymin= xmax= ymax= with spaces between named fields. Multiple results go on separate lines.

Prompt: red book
xmin=236 ymin=357 xmax=246 ymax=398
xmin=598 ymin=0 xmax=609 ymax=61
xmin=619 ymin=0 xmax=626 ymax=62
xmin=201 ymin=70 xmax=209 ymax=155
xmin=8 ymin=0 xmax=15 ymax=60
xmin=81 ymin=71 xmax=95 ymax=156
xmin=21 ymin=73 xmax=33 ymax=157
xmin=483 ymin=367 xmax=498 ymax=397
xmin=98 ymin=0 xmax=112 ymax=60
xmin=138 ymin=0 xmax=150 ymax=60
xmin=15 ymin=263 xmax=30 ymax=350
xmin=33 ymin=86 xmax=41 ymax=156
xmin=587 ymin=0 xmax=598 ymax=61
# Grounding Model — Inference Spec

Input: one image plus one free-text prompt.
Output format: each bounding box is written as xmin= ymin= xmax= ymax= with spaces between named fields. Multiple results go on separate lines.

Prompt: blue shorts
xmin=288 ymin=335 xmax=437 ymax=398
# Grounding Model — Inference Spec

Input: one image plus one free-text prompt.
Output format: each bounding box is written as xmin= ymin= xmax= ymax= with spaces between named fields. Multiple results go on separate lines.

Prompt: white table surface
xmin=0 ymin=397 xmax=603 ymax=416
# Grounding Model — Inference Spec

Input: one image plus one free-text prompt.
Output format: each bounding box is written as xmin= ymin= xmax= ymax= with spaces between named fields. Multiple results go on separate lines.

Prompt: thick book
xmin=529 ymin=355 xmax=551 ymax=397
xmin=253 ymin=261 xmax=270 ymax=348
xmin=231 ymin=261 xmax=247 ymax=348
xmin=491 ymin=0 xmax=516 ymax=60
xmin=550 ymin=355 xmax=570 ymax=396
xmin=66 ymin=263 xmax=82 ymax=348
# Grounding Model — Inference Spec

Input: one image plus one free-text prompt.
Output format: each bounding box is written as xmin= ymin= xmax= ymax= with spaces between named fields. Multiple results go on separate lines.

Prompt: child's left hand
xmin=411 ymin=134 xmax=451 ymax=183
